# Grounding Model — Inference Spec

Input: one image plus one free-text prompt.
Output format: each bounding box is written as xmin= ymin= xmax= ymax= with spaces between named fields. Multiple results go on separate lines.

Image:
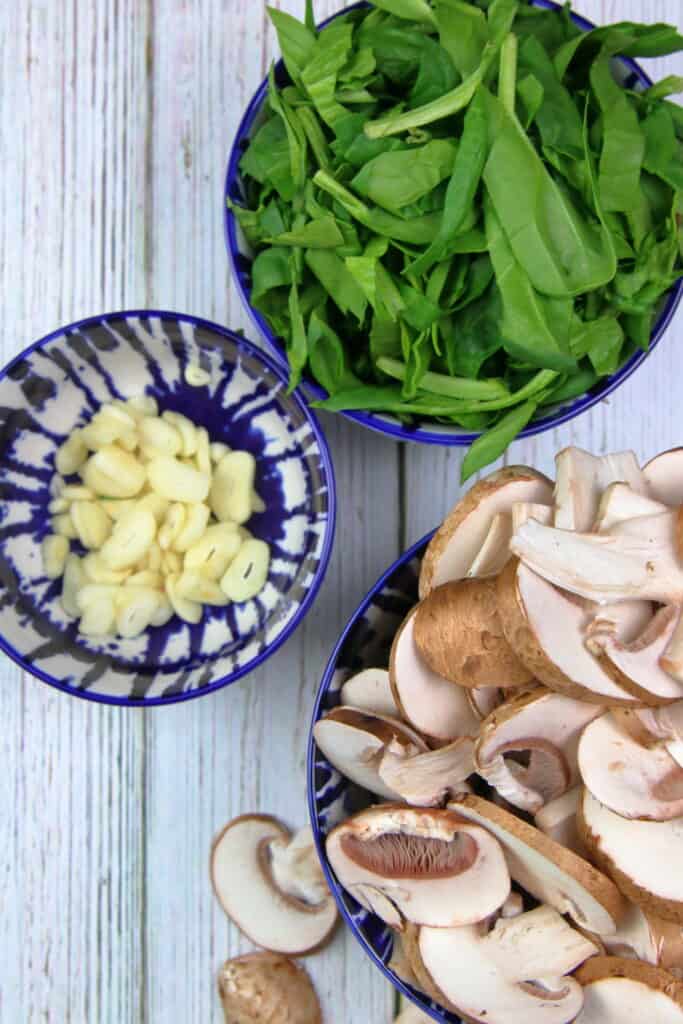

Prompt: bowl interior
xmin=0 ymin=311 xmax=334 ymax=704
xmin=225 ymin=0 xmax=682 ymax=447
xmin=308 ymin=532 xmax=465 ymax=1024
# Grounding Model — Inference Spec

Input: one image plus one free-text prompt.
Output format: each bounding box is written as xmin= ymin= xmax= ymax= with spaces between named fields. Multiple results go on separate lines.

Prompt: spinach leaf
xmin=287 ymin=282 xmax=308 ymax=390
xmin=240 ymin=115 xmax=297 ymax=200
xmin=435 ymin=0 xmax=488 ymax=77
xmin=461 ymin=399 xmax=538 ymax=481
xmin=268 ymin=66 xmax=307 ymax=192
xmin=516 ymin=73 xmax=544 ymax=130
xmin=541 ymin=366 xmax=598 ymax=405
xmin=590 ymin=53 xmax=645 ymax=214
xmin=377 ymin=356 xmax=509 ymax=399
xmin=267 ymin=7 xmax=316 ymax=85
xmin=409 ymin=42 xmax=459 ymax=108
xmin=308 ymin=307 xmax=359 ymax=393
xmin=518 ymin=35 xmax=584 ymax=159
xmin=370 ymin=0 xmax=437 ymax=27
xmin=642 ymin=104 xmax=683 ymax=192
xmin=305 ymin=249 xmax=368 ymax=322
xmin=351 ymin=139 xmax=458 ymax=213
xmin=266 ymin=216 xmax=345 ymax=249
xmin=401 ymin=330 xmax=433 ymax=398
xmin=251 ymin=247 xmax=294 ymax=301
xmin=301 ymin=20 xmax=354 ymax=129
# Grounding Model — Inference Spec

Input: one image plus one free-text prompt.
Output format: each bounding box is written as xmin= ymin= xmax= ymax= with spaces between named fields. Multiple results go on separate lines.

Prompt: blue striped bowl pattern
xmin=308 ymin=531 xmax=468 ymax=1024
xmin=0 ymin=311 xmax=335 ymax=706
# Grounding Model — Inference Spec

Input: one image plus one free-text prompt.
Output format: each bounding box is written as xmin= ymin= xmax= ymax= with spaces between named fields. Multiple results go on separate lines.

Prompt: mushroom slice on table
xmin=574 ymin=956 xmax=683 ymax=1023
xmin=450 ymin=794 xmax=625 ymax=934
xmin=475 ymin=690 xmax=603 ymax=813
xmin=414 ymin=905 xmax=598 ymax=1024
xmin=418 ymin=466 xmax=552 ymax=598
xmin=595 ymin=901 xmax=683 ymax=972
xmin=593 ymin=482 xmax=668 ymax=532
xmin=413 ymin=579 xmax=534 ymax=689
xmin=496 ymin=560 xmax=639 ymax=705
xmin=511 ymin=511 xmax=683 ymax=604
xmin=211 ymin=816 xmax=337 ymax=955
xmin=313 ymin=706 xmax=427 ymax=800
xmin=587 ymin=605 xmax=683 ymax=704
xmin=217 ymin=952 xmax=321 ymax=1024
xmin=465 ymin=512 xmax=512 ymax=578
xmin=535 ymin=787 xmax=586 ymax=856
xmin=339 ymin=667 xmax=399 ymax=717
xmin=644 ymin=448 xmax=683 ymax=505
xmin=553 ymin=447 xmax=646 ymax=532
xmin=389 ymin=607 xmax=480 ymax=743
xmin=579 ymin=789 xmax=683 ymax=924
xmin=325 ymin=804 xmax=510 ymax=929
xmin=378 ymin=735 xmax=475 ymax=807
xmin=579 ymin=712 xmax=683 ymax=821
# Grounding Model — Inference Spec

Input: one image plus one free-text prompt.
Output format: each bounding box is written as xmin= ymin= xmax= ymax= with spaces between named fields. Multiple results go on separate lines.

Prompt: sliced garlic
xmin=100 ymin=506 xmax=157 ymax=570
xmin=220 ymin=540 xmax=270 ymax=603
xmin=184 ymin=523 xmax=241 ymax=580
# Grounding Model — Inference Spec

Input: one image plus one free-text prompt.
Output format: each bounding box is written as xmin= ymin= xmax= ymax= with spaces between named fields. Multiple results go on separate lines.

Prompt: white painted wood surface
xmin=0 ymin=2 xmax=680 ymax=1021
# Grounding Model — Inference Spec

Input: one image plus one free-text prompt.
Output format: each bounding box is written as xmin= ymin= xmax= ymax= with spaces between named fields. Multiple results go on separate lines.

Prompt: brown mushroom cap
xmin=574 ymin=956 xmax=683 ymax=1023
xmin=413 ymin=579 xmax=534 ymax=689
xmin=419 ymin=466 xmax=552 ymax=598
xmin=217 ymin=952 xmax=322 ymax=1024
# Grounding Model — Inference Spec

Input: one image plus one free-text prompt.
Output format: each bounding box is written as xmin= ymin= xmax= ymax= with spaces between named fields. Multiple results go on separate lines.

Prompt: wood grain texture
xmin=0 ymin=1 xmax=680 ymax=1022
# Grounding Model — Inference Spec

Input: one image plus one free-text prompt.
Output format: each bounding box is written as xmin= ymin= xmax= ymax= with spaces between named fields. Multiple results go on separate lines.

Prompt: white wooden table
xmin=0 ymin=2 xmax=680 ymax=1021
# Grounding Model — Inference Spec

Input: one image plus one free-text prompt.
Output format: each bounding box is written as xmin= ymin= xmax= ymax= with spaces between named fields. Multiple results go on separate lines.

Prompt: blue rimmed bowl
xmin=307 ymin=531 xmax=463 ymax=1023
xmin=225 ymin=0 xmax=683 ymax=448
xmin=0 ymin=310 xmax=335 ymax=706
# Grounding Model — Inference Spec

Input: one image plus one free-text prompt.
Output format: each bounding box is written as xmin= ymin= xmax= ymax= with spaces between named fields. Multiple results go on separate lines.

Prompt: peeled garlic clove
xmin=61 ymin=555 xmax=87 ymax=617
xmin=210 ymin=451 xmax=256 ymax=525
xmin=195 ymin=427 xmax=211 ymax=477
xmin=150 ymin=593 xmax=174 ymax=627
xmin=158 ymin=503 xmax=186 ymax=550
xmin=100 ymin=506 xmax=157 ymax=570
xmin=77 ymin=585 xmax=117 ymax=636
xmin=52 ymin=513 xmax=78 ymax=540
xmin=220 ymin=539 xmax=270 ymax=602
xmin=161 ymin=411 xmax=197 ymax=456
xmin=184 ymin=523 xmax=241 ymax=580
xmin=175 ymin=571 xmax=229 ymax=606
xmin=173 ymin=502 xmax=210 ymax=553
xmin=83 ymin=445 xmax=146 ymax=498
xmin=126 ymin=569 xmax=164 ymax=589
xmin=126 ymin=394 xmax=158 ymax=417
xmin=115 ymin=587 xmax=160 ymax=638
xmin=165 ymin=574 xmax=202 ymax=624
xmin=137 ymin=492 xmax=170 ymax=525
xmin=251 ymin=490 xmax=266 ymax=515
xmin=138 ymin=416 xmax=182 ymax=457
xmin=146 ymin=455 xmax=210 ymax=503
xmin=210 ymin=442 xmax=230 ymax=463
xmin=71 ymin=501 xmax=112 ymax=550
xmin=55 ymin=431 xmax=88 ymax=475
xmin=61 ymin=484 xmax=95 ymax=502
xmin=185 ymin=362 xmax=210 ymax=387
xmin=42 ymin=535 xmax=69 ymax=580
xmin=82 ymin=553 xmax=130 ymax=584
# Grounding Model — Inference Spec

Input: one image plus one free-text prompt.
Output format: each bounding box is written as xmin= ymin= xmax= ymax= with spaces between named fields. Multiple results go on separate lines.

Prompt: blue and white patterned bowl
xmin=307 ymin=531 xmax=465 ymax=1024
xmin=0 ymin=310 xmax=335 ymax=706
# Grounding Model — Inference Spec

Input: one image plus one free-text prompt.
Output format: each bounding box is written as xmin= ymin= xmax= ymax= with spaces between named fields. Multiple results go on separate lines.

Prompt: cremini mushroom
xmin=413 ymin=905 xmax=598 ymax=1024
xmin=587 ymin=605 xmax=683 ymax=704
xmin=419 ymin=466 xmax=552 ymax=598
xmin=496 ymin=560 xmax=639 ymax=705
xmin=662 ymin=616 xmax=683 ymax=684
xmin=535 ymin=787 xmax=586 ymax=856
xmin=325 ymin=804 xmax=510 ymax=929
xmin=465 ymin=513 xmax=512 ymax=578
xmin=467 ymin=685 xmax=506 ymax=720
xmin=511 ymin=501 xmax=553 ymax=531
xmin=474 ymin=690 xmax=602 ymax=813
xmin=389 ymin=607 xmax=481 ymax=743
xmin=579 ymin=712 xmax=683 ymax=821
xmin=339 ymin=668 xmax=399 ymax=717
xmin=378 ymin=736 xmax=475 ymax=807
xmin=450 ymin=794 xmax=625 ymax=934
xmin=593 ymin=482 xmax=668 ymax=533
xmin=217 ymin=952 xmax=322 ymax=1024
xmin=579 ymin=789 xmax=683 ymax=924
xmin=574 ymin=956 xmax=683 ymax=1022
xmin=553 ymin=447 xmax=646 ymax=532
xmin=312 ymin=706 xmax=427 ymax=800
xmin=413 ymin=579 xmax=534 ymax=689
xmin=595 ymin=901 xmax=683 ymax=973
xmin=211 ymin=815 xmax=337 ymax=955
xmin=643 ymin=448 xmax=683 ymax=505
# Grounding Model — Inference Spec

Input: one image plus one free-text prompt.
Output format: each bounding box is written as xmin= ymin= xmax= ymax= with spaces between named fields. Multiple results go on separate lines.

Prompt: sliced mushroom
xmin=579 ymin=789 xmax=683 ymax=924
xmin=211 ymin=815 xmax=337 ymax=955
xmin=339 ymin=668 xmax=399 ymax=717
xmin=588 ymin=605 xmax=683 ymax=704
xmin=535 ymin=787 xmax=587 ymax=856
xmin=389 ymin=607 xmax=481 ymax=743
xmin=554 ymin=447 xmax=645 ymax=532
xmin=584 ymin=600 xmax=654 ymax=650
xmin=595 ymin=900 xmax=683 ymax=972
xmin=413 ymin=579 xmax=534 ymax=689
xmin=217 ymin=953 xmax=322 ymax=1024
xmin=644 ymin=448 xmax=683 ymax=505
xmin=475 ymin=690 xmax=603 ymax=813
xmin=389 ymin=934 xmax=424 ymax=993
xmin=662 ymin=615 xmax=683 ymax=684
xmin=593 ymin=482 xmax=668 ymax=533
xmin=313 ymin=706 xmax=427 ymax=800
xmin=465 ymin=513 xmax=512 ymax=578
xmin=419 ymin=466 xmax=552 ymax=598
xmin=378 ymin=736 xmax=475 ymax=807
xmin=496 ymin=559 xmax=639 ymax=705
xmin=415 ymin=905 xmax=597 ymax=1024
xmin=511 ymin=511 xmax=683 ymax=604
xmin=579 ymin=712 xmax=683 ymax=821
xmin=326 ymin=804 xmax=510 ymax=929
xmin=574 ymin=956 xmax=683 ymax=1023
xmin=450 ymin=794 xmax=625 ymax=934
xmin=511 ymin=501 xmax=553 ymax=531
xmin=467 ymin=685 xmax=506 ymax=720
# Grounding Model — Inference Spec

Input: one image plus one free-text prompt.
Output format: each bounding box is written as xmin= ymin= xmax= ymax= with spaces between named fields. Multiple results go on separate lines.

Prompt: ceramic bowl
xmin=0 ymin=310 xmax=335 ymax=706
xmin=225 ymin=0 xmax=682 ymax=447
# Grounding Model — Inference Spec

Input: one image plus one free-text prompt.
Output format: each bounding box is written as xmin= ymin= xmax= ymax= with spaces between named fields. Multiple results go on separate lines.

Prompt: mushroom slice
xmin=389 ymin=934 xmax=424 ymax=993
xmin=313 ymin=707 xmax=427 ymax=800
xmin=211 ymin=815 xmax=338 ymax=955
xmin=390 ymin=608 xmax=480 ymax=743
xmin=574 ymin=956 xmax=683 ymax=1023
xmin=217 ymin=952 xmax=321 ymax=1024
xmin=596 ymin=901 xmax=683 ymax=971
xmin=339 ymin=668 xmax=399 ymax=717
xmin=449 ymin=794 xmax=625 ymax=934
xmin=416 ymin=906 xmax=597 ymax=1024
xmin=465 ymin=513 xmax=512 ymax=578
xmin=326 ymin=804 xmax=510 ymax=929
xmin=593 ymin=482 xmax=668 ymax=532
xmin=644 ymin=448 xmax=683 ymax=505
xmin=419 ymin=466 xmax=552 ymax=598
xmin=554 ymin=447 xmax=645 ymax=532
xmin=584 ymin=600 xmax=654 ymax=650
xmin=535 ymin=787 xmax=587 ymax=856
xmin=579 ymin=713 xmax=683 ymax=821
xmin=468 ymin=685 xmax=505 ymax=720
xmin=588 ymin=606 xmax=683 ymax=704
xmin=378 ymin=736 xmax=475 ymax=807
xmin=413 ymin=580 xmax=534 ymax=689
xmin=511 ymin=501 xmax=553 ymax=531
xmin=475 ymin=690 xmax=603 ymax=813
xmin=511 ymin=511 xmax=683 ymax=604
xmin=662 ymin=615 xmax=683 ymax=684
xmin=496 ymin=560 xmax=638 ymax=705
xmin=579 ymin=789 xmax=683 ymax=924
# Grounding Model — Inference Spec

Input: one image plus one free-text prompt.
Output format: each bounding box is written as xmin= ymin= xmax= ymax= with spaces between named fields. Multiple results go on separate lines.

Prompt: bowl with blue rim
xmin=0 ymin=310 xmax=335 ymax=706
xmin=225 ymin=0 xmax=683 ymax=451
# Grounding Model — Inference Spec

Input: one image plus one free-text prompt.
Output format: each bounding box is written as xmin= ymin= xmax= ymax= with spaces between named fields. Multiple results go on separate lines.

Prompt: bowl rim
xmin=307 ymin=528 xmax=449 ymax=1023
xmin=225 ymin=0 xmax=683 ymax=448
xmin=0 ymin=308 xmax=337 ymax=708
